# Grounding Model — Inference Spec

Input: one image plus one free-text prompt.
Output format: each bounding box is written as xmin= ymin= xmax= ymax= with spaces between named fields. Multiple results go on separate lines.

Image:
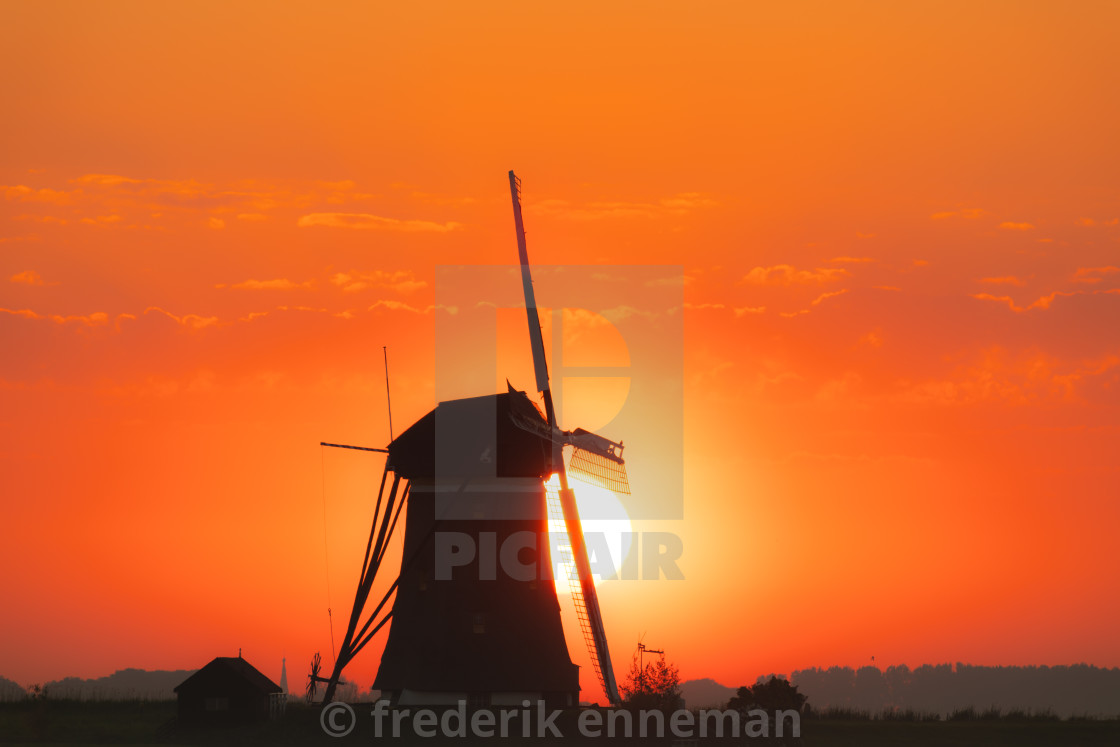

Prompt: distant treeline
xmin=789 ymin=663 xmax=1120 ymax=718
xmin=0 ymin=668 xmax=195 ymax=702
xmin=0 ymin=676 xmax=23 ymax=702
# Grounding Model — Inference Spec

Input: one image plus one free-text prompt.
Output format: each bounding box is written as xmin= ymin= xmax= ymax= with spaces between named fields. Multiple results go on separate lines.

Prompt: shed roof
xmin=174 ymin=657 xmax=282 ymax=695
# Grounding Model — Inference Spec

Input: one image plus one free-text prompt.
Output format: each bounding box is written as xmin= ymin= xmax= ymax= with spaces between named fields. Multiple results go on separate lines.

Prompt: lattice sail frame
xmin=507 ymin=411 xmax=631 ymax=495
xmin=569 ymin=446 xmax=631 ymax=496
xmin=545 ymin=481 xmax=612 ymax=700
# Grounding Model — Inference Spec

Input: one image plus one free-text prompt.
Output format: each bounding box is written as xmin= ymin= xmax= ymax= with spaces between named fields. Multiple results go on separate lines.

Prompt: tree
xmin=729 ymin=678 xmax=807 ymax=745
xmin=853 ymin=666 xmax=889 ymax=712
xmin=619 ymin=651 xmax=683 ymax=713
xmin=728 ymin=676 xmax=808 ymax=714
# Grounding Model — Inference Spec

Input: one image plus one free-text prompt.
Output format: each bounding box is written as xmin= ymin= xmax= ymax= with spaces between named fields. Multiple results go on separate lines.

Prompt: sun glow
xmin=545 ymin=472 xmax=634 ymax=590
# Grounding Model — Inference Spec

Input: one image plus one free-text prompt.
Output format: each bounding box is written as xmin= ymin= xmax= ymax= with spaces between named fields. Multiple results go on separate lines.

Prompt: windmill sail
xmin=569 ymin=428 xmax=631 ymax=496
xmin=508 ymin=170 xmax=621 ymax=706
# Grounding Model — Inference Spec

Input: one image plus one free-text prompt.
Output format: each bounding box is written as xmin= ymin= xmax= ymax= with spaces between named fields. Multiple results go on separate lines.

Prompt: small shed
xmin=174 ymin=655 xmax=285 ymax=723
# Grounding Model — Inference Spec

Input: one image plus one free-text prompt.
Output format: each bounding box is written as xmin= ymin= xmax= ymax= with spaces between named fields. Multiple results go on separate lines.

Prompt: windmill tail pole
xmin=322 ymin=464 xmax=402 ymax=703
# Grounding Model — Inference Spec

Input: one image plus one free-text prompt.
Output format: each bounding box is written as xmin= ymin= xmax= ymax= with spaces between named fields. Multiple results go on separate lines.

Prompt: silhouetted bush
xmin=619 ymin=651 xmax=683 ymax=714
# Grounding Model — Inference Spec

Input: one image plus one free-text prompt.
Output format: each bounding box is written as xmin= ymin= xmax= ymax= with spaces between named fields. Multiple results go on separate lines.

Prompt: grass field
xmin=2 ymin=700 xmax=1118 ymax=746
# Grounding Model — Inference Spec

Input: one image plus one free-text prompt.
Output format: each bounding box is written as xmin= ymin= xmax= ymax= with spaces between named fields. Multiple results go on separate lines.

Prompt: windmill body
xmin=372 ymin=390 xmax=579 ymax=708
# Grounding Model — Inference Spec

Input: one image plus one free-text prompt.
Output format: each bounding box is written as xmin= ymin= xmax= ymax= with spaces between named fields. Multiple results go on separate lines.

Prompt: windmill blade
xmin=554 ymin=484 xmax=621 ymax=705
xmin=569 ymin=447 xmax=630 ymax=496
xmin=567 ymin=428 xmax=624 ymax=463
xmin=306 ymin=652 xmax=321 ymax=703
xmin=510 ymin=170 xmax=621 ymax=706
xmin=506 ymin=394 xmax=631 ymax=496
xmin=568 ymin=428 xmax=630 ymax=495
xmin=510 ymin=171 xmax=551 ymax=396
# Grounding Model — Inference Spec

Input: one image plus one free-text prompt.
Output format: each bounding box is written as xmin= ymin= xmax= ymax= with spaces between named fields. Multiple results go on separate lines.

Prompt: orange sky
xmin=2 ymin=1 xmax=1119 ymax=698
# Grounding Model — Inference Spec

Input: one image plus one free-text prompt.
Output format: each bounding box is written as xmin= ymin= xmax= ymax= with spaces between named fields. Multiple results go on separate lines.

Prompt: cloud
xmin=1 ymin=307 xmax=109 ymax=326
xmin=894 ymin=348 xmax=1120 ymax=406
xmin=72 ymin=174 xmax=208 ymax=198
xmin=741 ymin=264 xmax=849 ymax=285
xmin=779 ymin=291 xmax=846 ymax=318
xmin=596 ymin=304 xmax=667 ymax=324
xmin=9 ymin=270 xmax=50 ymax=286
xmin=140 ymin=306 xmax=220 ymax=329
xmin=368 ymin=300 xmax=457 ymax=315
xmin=297 ymin=213 xmax=461 ymax=232
xmin=645 ymin=274 xmax=692 ymax=287
xmin=931 ymin=208 xmax=984 ymax=220
xmin=5 ymin=174 xmax=472 ymax=238
xmin=73 ymin=174 xmax=143 ymax=186
xmin=811 ymin=289 xmax=849 ymax=306
xmin=330 ymin=270 xmax=426 ymax=294
xmin=779 ymin=289 xmax=849 ymax=317
xmin=18 ymin=215 xmax=70 ymax=225
xmin=682 ymin=302 xmax=766 ymax=316
xmin=979 ymin=276 xmax=1026 ymax=287
xmin=318 ymin=180 xmax=357 ymax=191
xmin=529 ymin=199 xmax=656 ymax=221
xmin=1071 ymin=266 xmax=1120 ymax=284
xmin=1 ymin=301 xmax=314 ymax=336
xmin=734 ymin=306 xmax=766 ymax=317
xmin=658 ymin=192 xmax=718 ymax=210
xmin=2 ymin=185 xmax=77 ymax=205
xmin=858 ymin=331 xmax=883 ymax=348
xmin=64 ymin=174 xmax=215 ymax=209
xmin=562 ymin=307 xmax=613 ymax=331
xmin=319 ymin=183 xmax=379 ymax=204
xmin=527 ymin=192 xmax=716 ymax=221
xmin=276 ymin=305 xmax=327 ymax=313
xmin=220 ymin=278 xmax=312 ymax=291
xmin=829 ymin=256 xmax=874 ymax=264
xmin=972 ymin=288 xmax=1120 ymax=313
xmin=2 ymin=304 xmax=110 ymax=324
xmin=971 ymin=293 xmax=1040 ymax=313
xmin=403 ymin=188 xmax=478 ymax=207
xmin=999 ymin=221 xmax=1035 ymax=231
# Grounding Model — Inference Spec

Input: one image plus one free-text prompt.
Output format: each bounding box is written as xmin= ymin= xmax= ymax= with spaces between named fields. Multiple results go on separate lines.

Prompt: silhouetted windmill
xmin=316 ymin=171 xmax=630 ymax=707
